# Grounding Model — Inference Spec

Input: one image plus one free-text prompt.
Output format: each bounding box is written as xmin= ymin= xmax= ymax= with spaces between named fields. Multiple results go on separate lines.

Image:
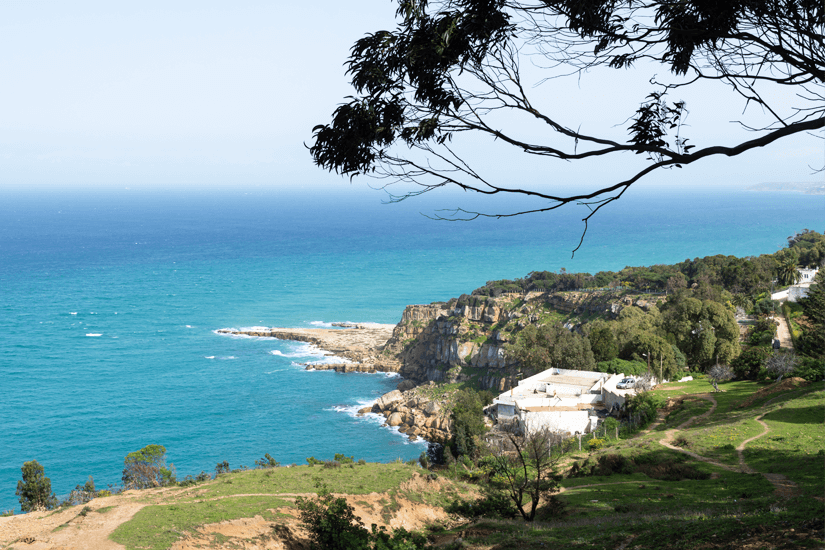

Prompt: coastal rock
xmin=372 ymin=390 xmax=403 ymax=412
xmin=386 ymin=412 xmax=404 ymax=427
xmin=423 ymin=402 xmax=440 ymax=416
xmin=357 ymin=407 xmax=372 ymax=415
xmin=396 ymin=379 xmax=416 ymax=392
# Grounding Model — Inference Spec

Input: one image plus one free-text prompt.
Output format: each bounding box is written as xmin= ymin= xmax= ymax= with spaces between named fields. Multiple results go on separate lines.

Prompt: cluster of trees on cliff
xmin=507 ymin=291 xmax=742 ymax=379
xmin=472 ymin=230 xmax=824 ymax=298
xmin=491 ymin=232 xmax=825 ymax=380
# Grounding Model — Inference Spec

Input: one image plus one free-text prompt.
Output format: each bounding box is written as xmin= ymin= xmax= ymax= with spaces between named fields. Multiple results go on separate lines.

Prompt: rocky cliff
xmin=387 ymin=290 xmax=660 ymax=391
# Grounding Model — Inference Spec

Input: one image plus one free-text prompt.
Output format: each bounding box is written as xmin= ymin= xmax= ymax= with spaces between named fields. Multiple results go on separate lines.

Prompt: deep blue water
xmin=0 ymin=184 xmax=822 ymax=511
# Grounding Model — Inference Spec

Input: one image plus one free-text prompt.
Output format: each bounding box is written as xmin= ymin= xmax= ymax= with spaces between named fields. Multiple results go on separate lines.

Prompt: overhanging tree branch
xmin=309 ymin=0 xmax=824 ymax=252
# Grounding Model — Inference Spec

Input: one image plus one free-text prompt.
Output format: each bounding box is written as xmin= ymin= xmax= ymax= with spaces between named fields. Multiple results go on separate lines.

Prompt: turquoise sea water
xmin=0 ymin=185 xmax=822 ymax=511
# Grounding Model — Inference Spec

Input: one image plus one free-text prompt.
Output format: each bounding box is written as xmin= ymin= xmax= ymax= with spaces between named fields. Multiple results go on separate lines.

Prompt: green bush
xmin=16 ymin=460 xmax=57 ymax=512
xmin=446 ymin=491 xmax=518 ymax=519
xmin=794 ymin=357 xmax=825 ymax=381
xmin=255 ymin=453 xmax=280 ymax=469
xmin=296 ymin=482 xmax=427 ymax=550
xmin=215 ymin=461 xmax=231 ymax=475
xmin=296 ymin=483 xmax=371 ymax=550
xmin=333 ymin=453 xmax=355 ymax=465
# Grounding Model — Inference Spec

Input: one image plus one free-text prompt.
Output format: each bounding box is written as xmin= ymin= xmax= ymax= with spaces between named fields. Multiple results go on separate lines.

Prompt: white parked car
xmin=616 ymin=377 xmax=636 ymax=389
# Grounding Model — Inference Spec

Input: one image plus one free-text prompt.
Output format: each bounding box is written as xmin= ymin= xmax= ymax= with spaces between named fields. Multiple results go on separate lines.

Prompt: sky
xmin=0 ymin=1 xmax=821 ymax=195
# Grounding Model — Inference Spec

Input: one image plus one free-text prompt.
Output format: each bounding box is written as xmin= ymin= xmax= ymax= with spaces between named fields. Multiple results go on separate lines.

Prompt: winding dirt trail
xmin=655 ymin=393 xmax=799 ymax=498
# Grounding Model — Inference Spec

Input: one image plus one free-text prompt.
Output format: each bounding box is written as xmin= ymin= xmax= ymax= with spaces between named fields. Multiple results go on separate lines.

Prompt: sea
xmin=0 ymin=184 xmax=822 ymax=512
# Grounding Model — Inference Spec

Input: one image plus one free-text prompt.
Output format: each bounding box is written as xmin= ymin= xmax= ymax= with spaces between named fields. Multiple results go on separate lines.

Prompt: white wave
xmin=270 ymin=342 xmax=353 ymax=365
xmin=219 ymin=356 xmax=235 ymax=360
xmin=186 ymin=325 xmax=193 ymax=328
xmin=86 ymin=333 xmax=102 ymax=337
xmin=205 ymin=356 xmax=215 ymax=359
xmin=309 ymin=321 xmax=335 ymax=328
xmin=306 ymin=355 xmax=353 ymax=366
xmin=70 ymin=312 xmax=77 ymax=315
xmin=328 ymin=402 xmax=428 ymax=447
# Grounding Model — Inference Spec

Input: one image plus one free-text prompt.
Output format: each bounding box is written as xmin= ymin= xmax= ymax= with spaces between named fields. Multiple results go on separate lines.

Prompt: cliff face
xmin=389 ymin=291 xmax=659 ymax=391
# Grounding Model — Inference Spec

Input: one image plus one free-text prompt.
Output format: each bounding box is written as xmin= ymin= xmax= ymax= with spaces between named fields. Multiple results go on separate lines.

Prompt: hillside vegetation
xmin=2 ymin=379 xmax=821 ymax=549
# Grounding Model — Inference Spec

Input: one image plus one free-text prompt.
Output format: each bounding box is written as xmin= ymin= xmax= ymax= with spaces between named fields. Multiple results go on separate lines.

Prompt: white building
xmin=771 ymin=266 xmax=820 ymax=302
xmin=492 ymin=368 xmax=632 ymax=435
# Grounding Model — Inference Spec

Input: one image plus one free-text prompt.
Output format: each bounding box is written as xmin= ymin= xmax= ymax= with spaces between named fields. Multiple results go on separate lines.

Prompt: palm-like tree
xmin=776 ymin=257 xmax=801 ymax=286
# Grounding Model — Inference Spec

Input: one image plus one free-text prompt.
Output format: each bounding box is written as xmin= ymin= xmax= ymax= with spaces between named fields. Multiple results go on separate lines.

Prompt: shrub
xmin=16 ymin=460 xmax=57 ymax=512
xmin=255 ymin=453 xmax=280 ymax=469
xmin=122 ymin=445 xmax=175 ymax=489
xmin=794 ymin=357 xmax=825 ymax=381
xmin=418 ymin=452 xmax=430 ymax=470
xmin=296 ymin=482 xmax=371 ymax=550
xmin=446 ymin=491 xmax=518 ymax=519
xmin=333 ymin=453 xmax=354 ymax=465
xmin=215 ymin=461 xmax=230 ymax=476
xmin=588 ymin=438 xmax=604 ymax=450
xmin=65 ymin=476 xmax=98 ymax=506
xmin=306 ymin=456 xmax=324 ymax=466
xmin=297 ymin=482 xmax=428 ymax=550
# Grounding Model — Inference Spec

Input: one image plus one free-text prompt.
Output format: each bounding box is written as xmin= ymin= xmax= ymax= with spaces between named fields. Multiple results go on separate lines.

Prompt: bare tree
xmin=634 ymin=371 xmax=656 ymax=392
xmin=765 ymin=351 xmax=798 ymax=382
xmin=485 ymin=427 xmax=565 ymax=522
xmin=311 ymin=1 xmax=824 ymax=254
xmin=707 ymin=364 xmax=734 ymax=392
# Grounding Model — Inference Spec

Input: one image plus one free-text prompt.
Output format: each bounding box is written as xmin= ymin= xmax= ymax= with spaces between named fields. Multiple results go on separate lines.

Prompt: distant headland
xmin=746 ymin=181 xmax=825 ymax=195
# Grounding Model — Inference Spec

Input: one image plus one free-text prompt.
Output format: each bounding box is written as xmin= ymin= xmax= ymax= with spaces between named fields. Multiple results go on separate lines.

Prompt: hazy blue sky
xmin=0 ymin=1 xmax=820 ymax=193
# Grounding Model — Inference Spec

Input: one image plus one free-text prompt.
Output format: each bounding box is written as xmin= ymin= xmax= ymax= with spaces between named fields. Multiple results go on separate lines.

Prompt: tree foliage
xmin=799 ymin=272 xmax=825 ymax=357
xmin=589 ymin=324 xmax=618 ymax=363
xmin=16 ymin=460 xmax=57 ymax=512
xmin=122 ymin=444 xmax=175 ymax=490
xmin=450 ymin=388 xmax=490 ymax=459
xmin=507 ymin=323 xmax=595 ymax=374
xmin=731 ymin=346 xmax=771 ymax=380
xmin=311 ymin=0 xmax=823 ymax=250
xmin=663 ymin=297 xmax=740 ymax=369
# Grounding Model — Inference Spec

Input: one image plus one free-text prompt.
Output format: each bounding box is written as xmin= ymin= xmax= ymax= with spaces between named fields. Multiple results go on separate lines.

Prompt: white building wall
xmin=520 ymin=410 xmax=590 ymax=435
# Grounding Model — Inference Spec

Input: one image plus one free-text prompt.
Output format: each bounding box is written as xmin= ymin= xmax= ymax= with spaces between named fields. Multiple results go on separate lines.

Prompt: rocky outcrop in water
xmin=358 ymin=386 xmax=454 ymax=443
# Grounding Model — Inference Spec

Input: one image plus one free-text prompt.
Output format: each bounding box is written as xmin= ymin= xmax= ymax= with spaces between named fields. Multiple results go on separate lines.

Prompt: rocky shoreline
xmin=216 ymin=325 xmax=454 ymax=443
xmin=215 ymin=325 xmax=401 ymax=373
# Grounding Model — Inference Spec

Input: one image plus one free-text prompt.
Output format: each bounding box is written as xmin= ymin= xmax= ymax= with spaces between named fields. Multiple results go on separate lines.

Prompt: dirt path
xmin=655 ymin=393 xmax=799 ymax=498
xmin=0 ymin=497 xmax=145 ymax=550
xmin=775 ymin=314 xmax=794 ymax=350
